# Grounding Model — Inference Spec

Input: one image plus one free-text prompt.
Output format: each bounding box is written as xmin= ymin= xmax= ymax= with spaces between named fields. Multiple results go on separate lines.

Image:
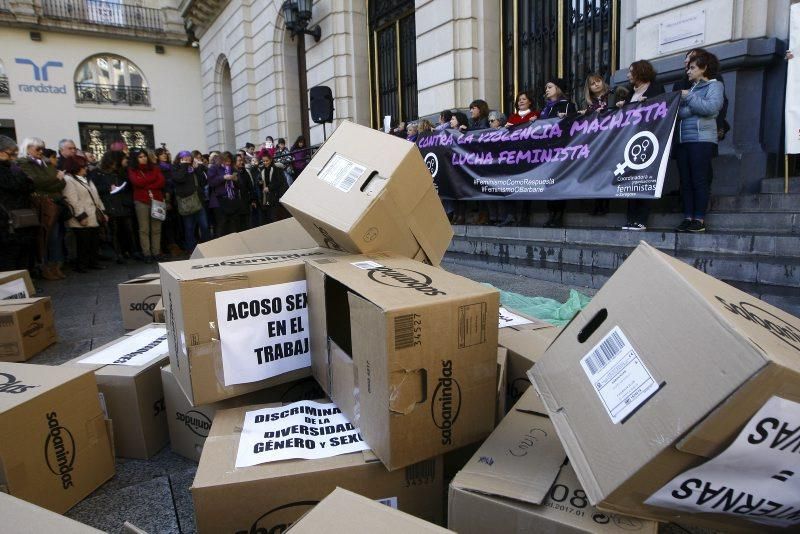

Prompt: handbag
xmin=176 ymin=174 xmax=203 ymax=216
xmin=0 ymin=203 xmax=39 ymax=234
xmin=150 ymin=197 xmax=167 ymax=221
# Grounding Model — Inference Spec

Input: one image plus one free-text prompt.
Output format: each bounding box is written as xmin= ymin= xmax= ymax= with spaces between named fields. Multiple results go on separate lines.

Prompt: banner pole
xmin=786 ymin=154 xmax=790 ymax=194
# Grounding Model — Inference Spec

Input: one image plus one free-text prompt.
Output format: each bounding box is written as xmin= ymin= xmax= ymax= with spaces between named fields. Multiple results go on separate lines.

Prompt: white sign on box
xmin=79 ymin=327 xmax=168 ymax=367
xmin=215 ymin=281 xmax=311 ymax=386
xmin=235 ymin=400 xmax=369 ymax=467
xmin=0 ymin=278 xmax=29 ymax=300
xmin=646 ymin=396 xmax=800 ymax=528
xmin=498 ymin=306 xmax=534 ymax=328
xmin=580 ymin=326 xmax=660 ymax=424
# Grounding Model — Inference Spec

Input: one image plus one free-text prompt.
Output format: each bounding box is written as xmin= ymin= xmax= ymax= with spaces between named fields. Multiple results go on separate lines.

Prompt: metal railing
xmin=74 ymin=83 xmax=151 ymax=106
xmin=0 ymin=76 xmax=9 ymax=98
xmin=41 ymin=0 xmax=164 ymax=32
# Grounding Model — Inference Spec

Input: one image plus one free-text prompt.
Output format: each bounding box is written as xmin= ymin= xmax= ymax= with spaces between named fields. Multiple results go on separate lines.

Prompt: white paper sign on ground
xmin=646 ymin=396 xmax=800 ymax=528
xmin=498 ymin=306 xmax=534 ymax=328
xmin=0 ymin=278 xmax=29 ymax=300
xmin=79 ymin=327 xmax=168 ymax=367
xmin=215 ymin=281 xmax=311 ymax=386
xmin=235 ymin=400 xmax=369 ymax=467
xmin=580 ymin=326 xmax=660 ymax=424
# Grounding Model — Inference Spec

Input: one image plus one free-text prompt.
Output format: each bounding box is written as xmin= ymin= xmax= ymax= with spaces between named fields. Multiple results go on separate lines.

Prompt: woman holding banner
xmin=675 ymin=51 xmax=724 ymax=233
xmin=541 ymin=79 xmax=577 ymax=228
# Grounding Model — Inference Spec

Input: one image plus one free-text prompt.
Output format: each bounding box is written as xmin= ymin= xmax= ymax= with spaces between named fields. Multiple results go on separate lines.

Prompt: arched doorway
xmin=218 ymin=56 xmax=236 ymax=150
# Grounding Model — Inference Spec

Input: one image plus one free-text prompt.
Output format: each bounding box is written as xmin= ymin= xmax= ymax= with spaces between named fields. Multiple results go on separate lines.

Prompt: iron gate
xmin=78 ymin=122 xmax=155 ymax=160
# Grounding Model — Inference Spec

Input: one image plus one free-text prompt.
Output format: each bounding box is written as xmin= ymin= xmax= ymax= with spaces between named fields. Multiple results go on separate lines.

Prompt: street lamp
xmin=281 ymin=0 xmax=321 ymax=42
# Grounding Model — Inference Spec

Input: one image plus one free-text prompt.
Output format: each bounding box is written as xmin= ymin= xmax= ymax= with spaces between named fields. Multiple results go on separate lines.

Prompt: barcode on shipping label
xmin=377 ymin=497 xmax=398 ymax=509
xmin=0 ymin=278 xmax=29 ymax=300
xmin=317 ymin=154 xmax=367 ymax=192
xmin=351 ymin=260 xmax=383 ymax=270
xmin=580 ymin=326 xmax=660 ymax=424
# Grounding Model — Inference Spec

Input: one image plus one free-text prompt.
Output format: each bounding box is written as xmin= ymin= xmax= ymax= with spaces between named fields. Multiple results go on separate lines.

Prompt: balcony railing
xmin=41 ymin=0 xmax=164 ymax=32
xmin=0 ymin=76 xmax=9 ymax=98
xmin=74 ymin=83 xmax=151 ymax=106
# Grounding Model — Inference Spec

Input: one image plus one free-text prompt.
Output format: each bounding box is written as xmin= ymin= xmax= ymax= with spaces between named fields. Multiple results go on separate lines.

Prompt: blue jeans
xmin=46 ymin=219 xmax=64 ymax=263
xmin=182 ymin=209 xmax=210 ymax=253
xmin=676 ymin=142 xmax=715 ymax=219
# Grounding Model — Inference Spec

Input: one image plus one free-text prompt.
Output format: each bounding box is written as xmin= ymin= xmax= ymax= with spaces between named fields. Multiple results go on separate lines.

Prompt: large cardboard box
xmin=530 ymin=242 xmax=800 ymax=530
xmin=281 ymin=121 xmax=453 ymax=266
xmin=448 ymin=389 xmax=658 ymax=534
xmin=0 ymin=297 xmax=57 ymax=362
xmin=192 ymin=404 xmax=444 ymax=533
xmin=160 ymin=248 xmax=337 ymax=405
xmin=190 ymin=217 xmax=318 ymax=259
xmin=288 ymin=487 xmax=453 ymax=533
xmin=306 ymin=253 xmax=499 ymax=470
xmin=152 ymin=298 xmax=165 ymax=323
xmin=0 ymin=270 xmax=35 ymax=300
xmin=161 ymin=364 xmax=325 ymax=462
xmin=64 ymin=325 xmax=170 ymax=459
xmin=119 ymin=273 xmax=162 ymax=330
xmin=0 ymin=362 xmax=115 ymax=513
xmin=497 ymin=310 xmax=559 ymax=404
xmin=0 ymin=492 xmax=104 ymax=533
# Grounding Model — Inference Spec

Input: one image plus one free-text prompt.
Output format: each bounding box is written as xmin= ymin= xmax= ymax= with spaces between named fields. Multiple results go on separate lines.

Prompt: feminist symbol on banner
xmin=614 ymin=131 xmax=659 ymax=176
xmin=424 ymin=152 xmax=439 ymax=178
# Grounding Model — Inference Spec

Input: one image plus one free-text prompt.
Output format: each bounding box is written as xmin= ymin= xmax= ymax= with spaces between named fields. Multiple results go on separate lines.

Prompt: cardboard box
xmin=498 ymin=316 xmax=559 ymax=404
xmin=64 ymin=325 xmax=170 ymax=459
xmin=0 ymin=270 xmax=35 ymax=300
xmin=530 ymin=242 xmax=800 ymax=529
xmin=160 ymin=248 xmax=338 ymax=405
xmin=0 ymin=297 xmax=57 ymax=362
xmin=281 ymin=121 xmax=453 ymax=266
xmin=288 ymin=487 xmax=453 ymax=533
xmin=152 ymin=298 xmax=165 ymax=323
xmin=119 ymin=274 xmax=162 ymax=330
xmin=0 ymin=492 xmax=104 ymax=533
xmin=496 ymin=347 xmax=507 ymax=422
xmin=161 ymin=364 xmax=325 ymax=462
xmin=448 ymin=389 xmax=658 ymax=534
xmin=0 ymin=362 xmax=115 ymax=513
xmin=190 ymin=217 xmax=318 ymax=259
xmin=192 ymin=404 xmax=444 ymax=533
xmin=306 ymin=253 xmax=499 ymax=470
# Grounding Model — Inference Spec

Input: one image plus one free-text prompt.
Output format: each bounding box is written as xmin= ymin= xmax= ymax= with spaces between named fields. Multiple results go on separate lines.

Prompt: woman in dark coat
xmin=255 ymin=149 xmax=290 ymax=223
xmin=91 ymin=151 xmax=136 ymax=263
xmin=0 ymin=136 xmax=37 ymax=272
xmin=540 ymin=78 xmax=577 ymax=228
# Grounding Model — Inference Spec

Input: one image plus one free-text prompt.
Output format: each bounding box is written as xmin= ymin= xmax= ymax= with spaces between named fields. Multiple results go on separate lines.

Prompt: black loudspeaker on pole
xmin=309 ymin=85 xmax=334 ymax=139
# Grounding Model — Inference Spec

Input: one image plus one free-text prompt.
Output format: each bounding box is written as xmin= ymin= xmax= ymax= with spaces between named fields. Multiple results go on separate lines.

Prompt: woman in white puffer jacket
xmin=62 ymin=154 xmax=107 ymax=272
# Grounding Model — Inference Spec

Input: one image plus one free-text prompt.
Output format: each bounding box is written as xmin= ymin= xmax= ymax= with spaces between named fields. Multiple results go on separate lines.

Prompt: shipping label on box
xmin=192 ymin=404 xmax=444 ymax=533
xmin=0 ymin=297 xmax=57 ymax=362
xmin=66 ymin=325 xmax=170 ymax=459
xmin=0 ymin=362 xmax=115 ymax=513
xmin=530 ymin=242 xmax=800 ymax=530
xmin=306 ymin=254 xmax=499 ymax=470
xmin=281 ymin=121 xmax=453 ymax=265
xmin=118 ymin=274 xmax=162 ymax=330
xmin=160 ymin=248 xmax=338 ymax=405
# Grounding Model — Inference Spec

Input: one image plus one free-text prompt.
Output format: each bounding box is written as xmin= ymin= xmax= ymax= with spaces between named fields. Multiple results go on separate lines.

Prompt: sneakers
xmin=675 ymin=219 xmax=706 ymax=233
xmin=687 ymin=220 xmax=706 ymax=233
xmin=675 ymin=219 xmax=692 ymax=232
xmin=621 ymin=222 xmax=646 ymax=231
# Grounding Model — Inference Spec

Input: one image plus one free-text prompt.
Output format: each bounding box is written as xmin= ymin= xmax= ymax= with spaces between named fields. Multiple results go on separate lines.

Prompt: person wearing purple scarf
xmin=206 ymin=151 xmax=241 ymax=237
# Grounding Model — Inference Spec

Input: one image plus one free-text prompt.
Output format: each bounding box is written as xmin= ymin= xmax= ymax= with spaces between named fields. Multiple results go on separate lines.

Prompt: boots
xmin=53 ymin=263 xmax=66 ymax=279
xmin=41 ymin=264 xmax=60 ymax=281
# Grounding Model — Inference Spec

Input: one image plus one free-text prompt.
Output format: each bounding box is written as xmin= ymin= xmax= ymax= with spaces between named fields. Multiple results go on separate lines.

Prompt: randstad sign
xmin=14 ymin=58 xmax=67 ymax=95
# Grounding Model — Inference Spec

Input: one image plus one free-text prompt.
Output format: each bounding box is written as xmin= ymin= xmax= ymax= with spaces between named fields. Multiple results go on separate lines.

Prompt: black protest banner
xmin=417 ymin=91 xmax=680 ymax=200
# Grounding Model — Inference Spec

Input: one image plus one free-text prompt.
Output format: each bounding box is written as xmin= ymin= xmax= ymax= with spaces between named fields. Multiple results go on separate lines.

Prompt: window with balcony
xmin=41 ymin=0 xmax=164 ymax=32
xmin=74 ymin=54 xmax=150 ymax=106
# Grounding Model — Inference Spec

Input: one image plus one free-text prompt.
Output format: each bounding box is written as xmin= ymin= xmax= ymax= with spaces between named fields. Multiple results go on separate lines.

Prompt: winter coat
xmin=256 ymin=164 xmax=289 ymax=207
xmin=539 ymin=99 xmax=577 ymax=119
xmin=172 ymin=163 xmax=206 ymax=200
xmin=506 ymin=110 xmax=537 ymax=126
xmin=63 ymin=174 xmax=106 ymax=228
xmin=90 ymin=168 xmax=131 ymax=218
xmin=678 ymin=79 xmax=724 ymax=144
xmin=128 ymin=166 xmax=166 ymax=203
xmin=0 ymin=160 xmax=36 ymax=242
xmin=468 ymin=117 xmax=490 ymax=130
xmin=17 ymin=157 xmax=64 ymax=199
xmin=206 ymin=164 xmax=233 ymax=209
xmin=622 ymin=83 xmax=665 ymax=105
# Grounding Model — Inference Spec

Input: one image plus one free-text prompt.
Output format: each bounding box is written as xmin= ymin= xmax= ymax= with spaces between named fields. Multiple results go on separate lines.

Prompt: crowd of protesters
xmin=0 ymin=133 xmax=311 ymax=280
xmin=393 ymin=48 xmax=729 ymax=233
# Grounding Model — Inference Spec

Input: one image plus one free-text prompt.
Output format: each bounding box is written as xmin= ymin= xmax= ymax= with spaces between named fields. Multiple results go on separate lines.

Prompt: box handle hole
xmin=359 ymin=170 xmax=379 ymax=192
xmin=577 ymin=309 xmax=607 ymax=343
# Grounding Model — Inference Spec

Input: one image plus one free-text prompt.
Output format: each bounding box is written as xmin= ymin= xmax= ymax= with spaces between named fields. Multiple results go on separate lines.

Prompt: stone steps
xmin=760 ymin=177 xmax=800 ymax=194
